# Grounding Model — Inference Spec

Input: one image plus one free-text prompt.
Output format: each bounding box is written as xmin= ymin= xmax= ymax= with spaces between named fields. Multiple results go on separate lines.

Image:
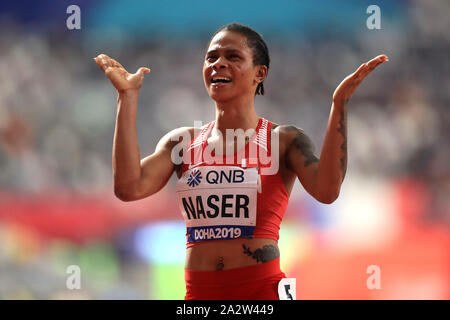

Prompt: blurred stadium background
xmin=0 ymin=0 xmax=449 ymax=299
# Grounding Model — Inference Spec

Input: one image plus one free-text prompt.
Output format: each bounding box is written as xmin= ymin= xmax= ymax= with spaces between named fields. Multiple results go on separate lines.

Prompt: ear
xmin=254 ymin=65 xmax=268 ymax=85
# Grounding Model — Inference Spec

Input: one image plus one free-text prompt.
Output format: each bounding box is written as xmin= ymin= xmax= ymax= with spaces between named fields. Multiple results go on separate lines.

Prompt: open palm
xmin=94 ymin=54 xmax=150 ymax=92
xmin=333 ymin=54 xmax=388 ymax=104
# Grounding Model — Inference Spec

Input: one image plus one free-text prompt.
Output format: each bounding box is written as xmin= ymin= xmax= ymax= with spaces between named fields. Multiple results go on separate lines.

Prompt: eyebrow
xmin=206 ymin=48 xmax=242 ymax=55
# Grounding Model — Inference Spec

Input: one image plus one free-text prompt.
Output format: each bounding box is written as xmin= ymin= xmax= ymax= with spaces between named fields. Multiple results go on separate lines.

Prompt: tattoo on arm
xmin=286 ymin=126 xmax=319 ymax=169
xmin=217 ymin=257 xmax=224 ymax=271
xmin=242 ymin=244 xmax=280 ymax=263
xmin=336 ymin=100 xmax=348 ymax=178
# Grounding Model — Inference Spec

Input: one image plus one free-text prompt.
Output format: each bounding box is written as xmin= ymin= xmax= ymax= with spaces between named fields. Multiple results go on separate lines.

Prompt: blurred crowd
xmin=0 ymin=1 xmax=448 ymax=221
xmin=0 ymin=1 xmax=449 ymax=299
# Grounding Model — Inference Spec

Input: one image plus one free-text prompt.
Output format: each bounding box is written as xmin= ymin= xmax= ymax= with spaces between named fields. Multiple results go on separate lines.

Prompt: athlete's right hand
xmin=94 ymin=54 xmax=151 ymax=93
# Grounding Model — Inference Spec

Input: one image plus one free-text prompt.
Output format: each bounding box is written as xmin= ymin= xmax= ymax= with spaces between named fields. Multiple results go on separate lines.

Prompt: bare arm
xmin=94 ymin=54 xmax=181 ymax=201
xmin=112 ymin=90 xmax=142 ymax=199
xmin=283 ymin=54 xmax=388 ymax=204
xmin=113 ymin=92 xmax=181 ymax=201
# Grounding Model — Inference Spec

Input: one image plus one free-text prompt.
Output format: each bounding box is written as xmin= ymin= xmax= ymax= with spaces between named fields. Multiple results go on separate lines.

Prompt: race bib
xmin=176 ymin=165 xmax=258 ymax=243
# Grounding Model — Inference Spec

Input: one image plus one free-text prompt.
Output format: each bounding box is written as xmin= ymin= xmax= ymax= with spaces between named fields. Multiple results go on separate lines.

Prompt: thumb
xmin=137 ymin=67 xmax=151 ymax=75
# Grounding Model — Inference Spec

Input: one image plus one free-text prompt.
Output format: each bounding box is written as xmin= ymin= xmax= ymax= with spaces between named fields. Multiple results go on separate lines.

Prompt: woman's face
xmin=203 ymin=30 xmax=265 ymax=102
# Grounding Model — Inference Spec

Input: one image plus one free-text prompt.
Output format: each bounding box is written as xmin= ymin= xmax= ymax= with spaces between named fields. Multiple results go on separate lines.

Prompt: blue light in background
xmin=86 ymin=0 xmax=407 ymax=39
xmin=134 ymin=220 xmax=186 ymax=264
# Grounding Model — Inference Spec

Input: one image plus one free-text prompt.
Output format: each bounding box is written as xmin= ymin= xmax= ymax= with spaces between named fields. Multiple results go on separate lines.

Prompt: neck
xmin=213 ymin=94 xmax=259 ymax=135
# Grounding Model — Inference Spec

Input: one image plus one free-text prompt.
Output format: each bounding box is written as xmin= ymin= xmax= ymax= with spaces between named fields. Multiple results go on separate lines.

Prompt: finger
xmin=110 ymin=58 xmax=125 ymax=69
xmin=93 ymin=56 xmax=105 ymax=71
xmin=97 ymin=54 xmax=117 ymax=72
xmin=374 ymin=54 xmax=389 ymax=62
xmin=137 ymin=67 xmax=151 ymax=74
xmin=101 ymin=55 xmax=114 ymax=70
xmin=355 ymin=63 xmax=367 ymax=74
xmin=94 ymin=54 xmax=111 ymax=72
xmin=352 ymin=63 xmax=369 ymax=80
xmin=367 ymin=54 xmax=388 ymax=65
xmin=98 ymin=53 xmax=115 ymax=63
xmin=353 ymin=54 xmax=388 ymax=77
xmin=354 ymin=61 xmax=380 ymax=80
xmin=367 ymin=54 xmax=388 ymax=70
xmin=99 ymin=54 xmax=127 ymax=70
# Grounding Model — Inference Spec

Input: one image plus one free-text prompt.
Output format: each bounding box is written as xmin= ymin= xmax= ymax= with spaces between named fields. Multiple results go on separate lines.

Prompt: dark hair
xmin=210 ymin=23 xmax=270 ymax=95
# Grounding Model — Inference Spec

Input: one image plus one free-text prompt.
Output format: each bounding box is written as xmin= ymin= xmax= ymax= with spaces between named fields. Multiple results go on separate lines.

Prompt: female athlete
xmin=94 ymin=23 xmax=387 ymax=300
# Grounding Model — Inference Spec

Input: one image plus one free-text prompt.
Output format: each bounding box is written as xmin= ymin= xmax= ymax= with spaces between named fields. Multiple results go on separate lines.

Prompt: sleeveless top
xmin=176 ymin=117 xmax=289 ymax=248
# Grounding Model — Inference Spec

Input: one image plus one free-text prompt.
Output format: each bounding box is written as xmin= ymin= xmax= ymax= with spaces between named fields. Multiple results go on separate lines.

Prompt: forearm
xmin=113 ymin=90 xmax=142 ymax=194
xmin=286 ymin=55 xmax=387 ymax=204
xmin=316 ymin=99 xmax=347 ymax=201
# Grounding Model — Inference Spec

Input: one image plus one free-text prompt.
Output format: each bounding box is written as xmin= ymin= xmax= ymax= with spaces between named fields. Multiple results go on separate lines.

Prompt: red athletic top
xmin=176 ymin=118 xmax=289 ymax=247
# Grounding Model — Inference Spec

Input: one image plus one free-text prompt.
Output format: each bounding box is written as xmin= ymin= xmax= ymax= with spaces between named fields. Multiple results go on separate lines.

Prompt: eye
xmin=228 ymin=54 xmax=240 ymax=60
xmin=206 ymin=55 xmax=217 ymax=62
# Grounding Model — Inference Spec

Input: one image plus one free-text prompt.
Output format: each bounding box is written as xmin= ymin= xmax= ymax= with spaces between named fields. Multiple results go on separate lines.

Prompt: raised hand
xmin=333 ymin=54 xmax=388 ymax=104
xmin=94 ymin=54 xmax=151 ymax=93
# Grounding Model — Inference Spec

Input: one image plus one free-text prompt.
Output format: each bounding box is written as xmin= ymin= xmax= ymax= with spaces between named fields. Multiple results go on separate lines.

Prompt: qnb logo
xmin=187 ymin=169 xmax=202 ymax=187
xmin=206 ymin=169 xmax=244 ymax=184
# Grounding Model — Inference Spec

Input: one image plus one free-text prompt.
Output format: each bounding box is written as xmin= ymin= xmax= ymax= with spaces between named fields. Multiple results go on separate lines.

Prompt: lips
xmin=210 ymin=74 xmax=232 ymax=86
xmin=211 ymin=78 xmax=231 ymax=84
xmin=211 ymin=82 xmax=231 ymax=89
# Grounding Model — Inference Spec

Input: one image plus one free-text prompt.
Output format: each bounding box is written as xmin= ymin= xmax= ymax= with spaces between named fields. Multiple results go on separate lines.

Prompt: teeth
xmin=212 ymin=76 xmax=231 ymax=82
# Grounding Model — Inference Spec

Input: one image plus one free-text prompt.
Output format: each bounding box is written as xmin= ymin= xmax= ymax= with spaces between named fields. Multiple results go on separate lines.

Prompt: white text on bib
xmin=176 ymin=166 xmax=258 ymax=243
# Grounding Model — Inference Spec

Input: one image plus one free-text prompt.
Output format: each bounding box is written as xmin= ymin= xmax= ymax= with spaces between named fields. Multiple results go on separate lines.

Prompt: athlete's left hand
xmin=332 ymin=54 xmax=388 ymax=105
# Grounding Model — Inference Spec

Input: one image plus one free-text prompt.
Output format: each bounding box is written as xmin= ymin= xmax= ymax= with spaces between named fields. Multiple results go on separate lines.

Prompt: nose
xmin=212 ymin=56 xmax=227 ymax=70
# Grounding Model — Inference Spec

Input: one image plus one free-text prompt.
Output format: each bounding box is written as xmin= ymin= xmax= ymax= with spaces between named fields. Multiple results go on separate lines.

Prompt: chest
xmin=176 ymin=165 xmax=260 ymax=243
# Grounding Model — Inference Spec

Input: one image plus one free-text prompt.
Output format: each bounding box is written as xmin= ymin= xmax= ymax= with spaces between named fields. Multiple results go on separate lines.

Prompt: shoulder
xmin=269 ymin=122 xmax=317 ymax=163
xmin=270 ymin=123 xmax=311 ymax=145
xmin=158 ymin=126 xmax=191 ymax=142
xmin=164 ymin=126 xmax=195 ymax=141
xmin=155 ymin=126 xmax=193 ymax=152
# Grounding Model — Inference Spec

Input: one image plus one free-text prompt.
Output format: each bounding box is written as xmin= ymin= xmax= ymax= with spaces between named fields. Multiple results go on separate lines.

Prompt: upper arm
xmin=280 ymin=125 xmax=320 ymax=198
xmin=130 ymin=127 xmax=192 ymax=200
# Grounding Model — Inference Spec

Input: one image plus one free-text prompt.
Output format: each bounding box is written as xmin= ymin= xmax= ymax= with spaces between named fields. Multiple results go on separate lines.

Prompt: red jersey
xmin=176 ymin=117 xmax=289 ymax=247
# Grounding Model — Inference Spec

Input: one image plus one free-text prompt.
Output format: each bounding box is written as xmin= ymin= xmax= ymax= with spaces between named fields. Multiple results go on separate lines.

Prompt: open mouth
xmin=211 ymin=76 xmax=232 ymax=86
